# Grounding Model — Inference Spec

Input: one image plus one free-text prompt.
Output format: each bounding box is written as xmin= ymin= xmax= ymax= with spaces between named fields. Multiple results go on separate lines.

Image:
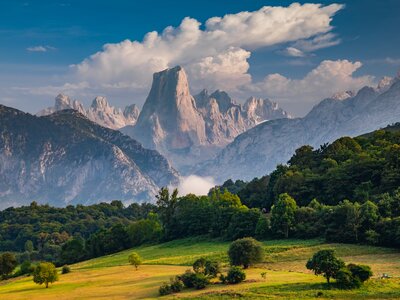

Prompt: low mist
xmin=176 ymin=175 xmax=216 ymax=196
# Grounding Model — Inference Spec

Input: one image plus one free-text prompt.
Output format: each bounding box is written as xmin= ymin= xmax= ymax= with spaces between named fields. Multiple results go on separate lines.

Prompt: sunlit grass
xmin=0 ymin=237 xmax=399 ymax=299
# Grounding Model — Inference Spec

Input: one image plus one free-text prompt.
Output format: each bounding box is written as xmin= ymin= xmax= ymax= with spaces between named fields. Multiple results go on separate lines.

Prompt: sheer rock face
xmin=0 ymin=105 xmax=178 ymax=209
xmin=122 ymin=66 xmax=290 ymax=170
xmin=197 ymin=78 xmax=400 ymax=183
xmin=37 ymin=94 xmax=140 ymax=130
xmin=132 ymin=66 xmax=207 ymax=151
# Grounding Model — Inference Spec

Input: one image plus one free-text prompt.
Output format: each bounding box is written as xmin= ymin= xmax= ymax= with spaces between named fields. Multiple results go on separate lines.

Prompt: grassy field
xmin=0 ymin=238 xmax=399 ymax=299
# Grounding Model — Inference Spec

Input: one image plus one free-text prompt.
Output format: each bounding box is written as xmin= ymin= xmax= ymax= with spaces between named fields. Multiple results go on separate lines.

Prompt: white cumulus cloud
xmin=72 ymin=3 xmax=344 ymax=93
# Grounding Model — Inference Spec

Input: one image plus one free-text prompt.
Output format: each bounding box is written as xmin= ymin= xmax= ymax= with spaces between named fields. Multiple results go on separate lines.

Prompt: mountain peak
xmin=152 ymin=65 xmax=190 ymax=99
xmin=209 ymin=90 xmax=233 ymax=113
xmin=133 ymin=65 xmax=206 ymax=150
xmin=55 ymin=94 xmax=72 ymax=109
xmin=331 ymin=90 xmax=355 ymax=100
xmin=91 ymin=96 xmax=110 ymax=109
xmin=377 ymin=76 xmax=394 ymax=93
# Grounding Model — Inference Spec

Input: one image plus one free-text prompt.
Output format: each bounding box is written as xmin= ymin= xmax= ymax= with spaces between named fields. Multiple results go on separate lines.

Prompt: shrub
xmin=192 ymin=273 xmax=209 ymax=289
xmin=225 ymin=266 xmax=246 ymax=284
xmin=336 ymin=267 xmax=361 ymax=289
xmin=205 ymin=260 xmax=220 ymax=278
xmin=347 ymin=264 xmax=373 ymax=282
xmin=159 ymin=282 xmax=172 ymax=296
xmin=17 ymin=261 xmax=33 ymax=276
xmin=260 ymin=271 xmax=267 ymax=280
xmin=192 ymin=258 xmax=220 ymax=278
xmin=219 ymin=274 xmax=227 ymax=284
xmin=179 ymin=270 xmax=197 ymax=288
xmin=228 ymin=237 xmax=264 ymax=268
xmin=61 ymin=265 xmax=71 ymax=274
xmin=169 ymin=276 xmax=184 ymax=293
xmin=193 ymin=258 xmax=207 ymax=274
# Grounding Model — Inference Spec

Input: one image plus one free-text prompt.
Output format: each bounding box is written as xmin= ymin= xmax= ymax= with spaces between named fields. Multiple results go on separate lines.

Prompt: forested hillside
xmin=1 ymin=124 xmax=399 ymax=268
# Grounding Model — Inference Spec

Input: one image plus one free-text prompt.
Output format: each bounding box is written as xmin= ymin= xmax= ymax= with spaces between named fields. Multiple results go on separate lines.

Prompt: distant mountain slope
xmin=0 ymin=105 xmax=178 ymax=208
xmin=198 ymin=76 xmax=400 ymax=182
xmin=38 ymin=94 xmax=140 ymax=130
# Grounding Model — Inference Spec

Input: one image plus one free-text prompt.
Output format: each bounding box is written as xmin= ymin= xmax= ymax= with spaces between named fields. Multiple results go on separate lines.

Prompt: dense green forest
xmin=1 ymin=124 xmax=400 ymax=268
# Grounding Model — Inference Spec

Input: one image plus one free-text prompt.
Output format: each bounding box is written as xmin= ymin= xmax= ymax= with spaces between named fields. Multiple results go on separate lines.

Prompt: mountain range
xmin=0 ymin=105 xmax=178 ymax=209
xmin=196 ymin=74 xmax=400 ymax=182
xmin=1 ymin=65 xmax=400 ymax=207
xmin=38 ymin=94 xmax=140 ymax=130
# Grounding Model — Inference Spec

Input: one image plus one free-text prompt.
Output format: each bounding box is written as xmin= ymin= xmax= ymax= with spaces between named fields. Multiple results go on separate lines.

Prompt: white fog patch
xmin=177 ymin=175 xmax=216 ymax=196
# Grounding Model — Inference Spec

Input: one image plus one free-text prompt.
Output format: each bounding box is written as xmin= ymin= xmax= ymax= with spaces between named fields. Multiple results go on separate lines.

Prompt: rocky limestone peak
xmin=46 ymin=94 xmax=86 ymax=116
xmin=331 ymin=91 xmax=356 ymax=101
xmin=91 ymin=96 xmax=110 ymax=110
xmin=54 ymin=94 xmax=71 ymax=110
xmin=376 ymin=76 xmax=394 ymax=93
xmin=194 ymin=89 xmax=210 ymax=108
xmin=209 ymin=90 xmax=234 ymax=113
xmin=134 ymin=65 xmax=207 ymax=149
xmin=207 ymin=98 xmax=221 ymax=116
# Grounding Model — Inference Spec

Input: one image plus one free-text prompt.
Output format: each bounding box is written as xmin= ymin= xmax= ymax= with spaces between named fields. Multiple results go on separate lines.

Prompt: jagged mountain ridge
xmin=38 ymin=94 xmax=140 ymax=130
xmin=0 ymin=105 xmax=178 ymax=208
xmin=197 ymin=75 xmax=400 ymax=182
xmin=122 ymin=66 xmax=290 ymax=170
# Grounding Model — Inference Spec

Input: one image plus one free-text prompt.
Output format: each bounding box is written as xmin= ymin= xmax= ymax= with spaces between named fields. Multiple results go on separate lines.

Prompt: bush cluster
xmin=220 ymin=266 xmax=246 ymax=284
xmin=306 ymin=249 xmax=372 ymax=289
xmin=336 ymin=264 xmax=373 ymax=289
xmin=61 ymin=265 xmax=71 ymax=274
xmin=158 ymin=238 xmax=265 ymax=295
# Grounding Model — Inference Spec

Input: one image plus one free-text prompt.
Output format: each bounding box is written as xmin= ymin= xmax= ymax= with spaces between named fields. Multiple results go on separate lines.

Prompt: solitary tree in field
xmin=228 ymin=237 xmax=264 ymax=269
xmin=306 ymin=250 xmax=344 ymax=284
xmin=0 ymin=252 xmax=18 ymax=279
xmin=128 ymin=252 xmax=142 ymax=270
xmin=33 ymin=262 xmax=59 ymax=288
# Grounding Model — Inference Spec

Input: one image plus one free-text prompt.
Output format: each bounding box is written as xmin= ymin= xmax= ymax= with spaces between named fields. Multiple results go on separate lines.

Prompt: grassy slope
xmin=0 ymin=238 xmax=399 ymax=299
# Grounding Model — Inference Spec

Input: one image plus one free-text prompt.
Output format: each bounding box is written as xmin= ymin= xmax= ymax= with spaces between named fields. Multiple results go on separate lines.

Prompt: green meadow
xmin=0 ymin=238 xmax=399 ymax=299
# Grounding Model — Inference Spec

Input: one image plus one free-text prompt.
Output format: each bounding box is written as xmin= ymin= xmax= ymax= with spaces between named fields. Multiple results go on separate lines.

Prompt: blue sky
xmin=0 ymin=0 xmax=399 ymax=116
